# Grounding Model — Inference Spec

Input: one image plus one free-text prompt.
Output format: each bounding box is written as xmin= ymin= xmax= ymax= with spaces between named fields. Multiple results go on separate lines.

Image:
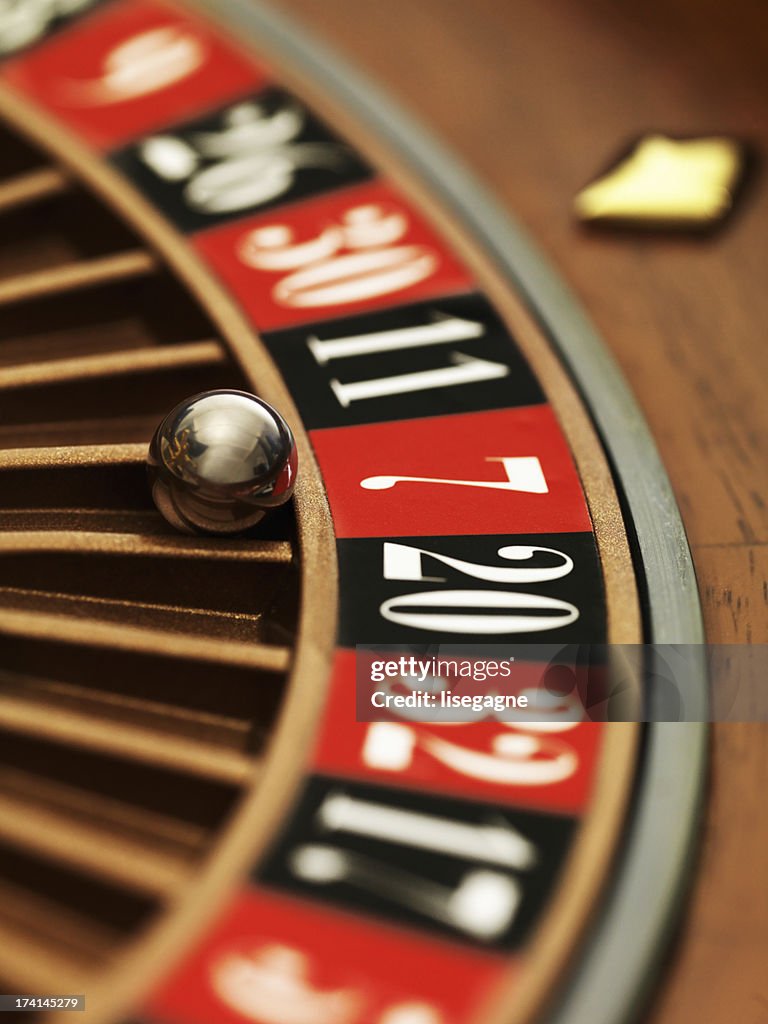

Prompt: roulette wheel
xmin=0 ymin=0 xmax=764 ymax=1022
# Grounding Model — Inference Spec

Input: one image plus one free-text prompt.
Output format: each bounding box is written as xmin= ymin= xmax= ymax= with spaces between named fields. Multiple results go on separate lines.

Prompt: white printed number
xmin=238 ymin=203 xmax=439 ymax=310
xmin=361 ymin=455 xmax=548 ymax=495
xmin=307 ymin=314 xmax=510 ymax=406
xmin=140 ymin=100 xmax=351 ymax=214
xmin=0 ymin=0 xmax=96 ymax=56
xmin=363 ymin=720 xmax=579 ymax=787
xmin=381 ymin=542 xmax=579 ymax=635
xmin=61 ymin=26 xmax=205 ymax=105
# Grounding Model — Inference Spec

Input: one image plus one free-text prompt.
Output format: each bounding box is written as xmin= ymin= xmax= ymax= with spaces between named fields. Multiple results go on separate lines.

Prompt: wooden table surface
xmin=270 ymin=1 xmax=768 ymax=1021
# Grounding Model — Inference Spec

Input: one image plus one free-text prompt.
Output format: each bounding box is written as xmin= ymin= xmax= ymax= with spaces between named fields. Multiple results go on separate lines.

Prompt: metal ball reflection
xmin=148 ymin=390 xmax=297 ymax=535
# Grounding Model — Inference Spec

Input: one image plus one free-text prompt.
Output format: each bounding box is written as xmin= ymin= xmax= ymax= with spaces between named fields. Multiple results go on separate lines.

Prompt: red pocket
xmin=195 ymin=180 xmax=474 ymax=329
xmin=3 ymin=0 xmax=266 ymax=148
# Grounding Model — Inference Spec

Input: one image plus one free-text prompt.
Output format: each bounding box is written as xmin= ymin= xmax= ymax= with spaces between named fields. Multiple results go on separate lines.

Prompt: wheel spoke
xmin=0 ymin=529 xmax=293 ymax=562
xmin=0 ymin=250 xmax=157 ymax=308
xmin=0 ymin=693 xmax=259 ymax=784
xmin=0 ymin=340 xmax=226 ymax=389
xmin=0 ymin=608 xmax=291 ymax=672
xmin=0 ymin=791 xmax=193 ymax=897
xmin=0 ymin=166 xmax=68 ymax=214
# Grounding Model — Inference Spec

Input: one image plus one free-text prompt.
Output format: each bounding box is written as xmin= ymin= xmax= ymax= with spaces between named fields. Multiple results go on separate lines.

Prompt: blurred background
xmin=268 ymin=2 xmax=768 ymax=1023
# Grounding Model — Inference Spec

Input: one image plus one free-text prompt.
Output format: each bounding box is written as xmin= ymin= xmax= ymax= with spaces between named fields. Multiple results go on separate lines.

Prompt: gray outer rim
xmin=186 ymin=2 xmax=709 ymax=1021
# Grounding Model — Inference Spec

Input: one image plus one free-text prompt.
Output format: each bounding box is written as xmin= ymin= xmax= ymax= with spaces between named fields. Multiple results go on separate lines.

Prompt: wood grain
xmin=269 ymin=0 xmax=768 ymax=1020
